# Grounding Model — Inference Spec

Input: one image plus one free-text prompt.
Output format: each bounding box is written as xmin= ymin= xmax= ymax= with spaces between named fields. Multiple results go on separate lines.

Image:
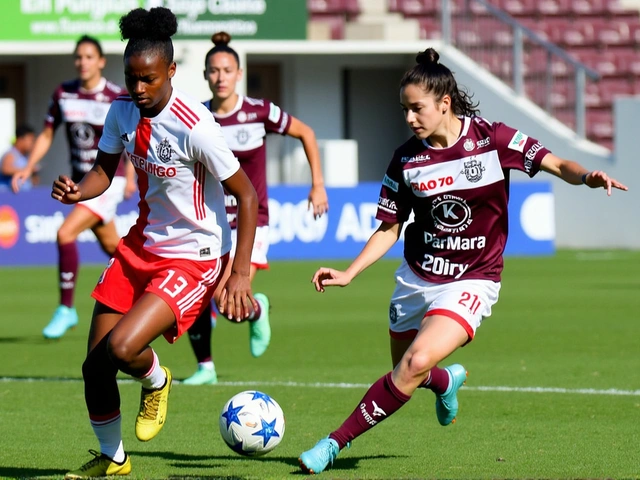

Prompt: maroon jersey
xmin=204 ymin=96 xmax=292 ymax=227
xmin=45 ymin=77 xmax=125 ymax=182
xmin=376 ymin=116 xmax=550 ymax=283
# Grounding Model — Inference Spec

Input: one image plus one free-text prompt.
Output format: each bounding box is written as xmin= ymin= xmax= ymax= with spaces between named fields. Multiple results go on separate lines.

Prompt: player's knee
xmin=57 ymin=225 xmax=76 ymax=245
xmin=404 ymin=349 xmax=436 ymax=379
xmin=106 ymin=338 xmax=137 ymax=367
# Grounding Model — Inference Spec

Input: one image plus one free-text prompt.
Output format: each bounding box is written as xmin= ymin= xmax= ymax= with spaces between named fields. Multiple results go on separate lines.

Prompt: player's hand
xmin=584 ymin=170 xmax=628 ymax=196
xmin=311 ymin=267 xmax=352 ymax=292
xmin=51 ymin=175 xmax=82 ymax=204
xmin=218 ymin=272 xmax=258 ymax=322
xmin=308 ymin=185 xmax=329 ymax=219
xmin=11 ymin=168 xmax=33 ymax=193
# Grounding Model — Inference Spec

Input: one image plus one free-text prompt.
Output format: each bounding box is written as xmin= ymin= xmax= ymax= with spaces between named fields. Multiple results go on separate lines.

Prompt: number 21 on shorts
xmin=458 ymin=291 xmax=482 ymax=314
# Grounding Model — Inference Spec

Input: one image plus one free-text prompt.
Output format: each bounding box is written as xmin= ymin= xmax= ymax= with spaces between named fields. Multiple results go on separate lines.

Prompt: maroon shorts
xmin=92 ymin=237 xmax=229 ymax=343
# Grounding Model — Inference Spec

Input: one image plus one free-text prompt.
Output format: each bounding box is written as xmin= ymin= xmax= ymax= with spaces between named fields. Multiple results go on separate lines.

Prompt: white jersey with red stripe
xmin=98 ymin=88 xmax=240 ymax=261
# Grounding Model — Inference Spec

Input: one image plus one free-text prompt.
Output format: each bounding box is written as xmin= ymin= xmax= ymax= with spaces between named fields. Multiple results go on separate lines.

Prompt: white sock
xmin=91 ymin=413 xmax=126 ymax=463
xmin=198 ymin=361 xmax=214 ymax=370
xmin=137 ymin=350 xmax=166 ymax=390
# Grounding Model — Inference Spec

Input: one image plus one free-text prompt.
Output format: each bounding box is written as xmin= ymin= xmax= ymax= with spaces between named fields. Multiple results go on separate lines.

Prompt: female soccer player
xmin=12 ymin=35 xmax=136 ymax=340
xmin=51 ymin=8 xmax=258 ymax=479
xmin=182 ymin=31 xmax=330 ymax=385
xmin=298 ymin=48 xmax=628 ymax=474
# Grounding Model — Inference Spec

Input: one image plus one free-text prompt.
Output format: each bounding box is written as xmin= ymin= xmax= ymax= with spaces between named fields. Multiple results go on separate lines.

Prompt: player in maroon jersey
xmin=12 ymin=35 xmax=136 ymax=340
xmin=298 ymin=48 xmax=628 ymax=474
xmin=182 ymin=31 xmax=330 ymax=385
xmin=52 ymin=7 xmax=258 ymax=478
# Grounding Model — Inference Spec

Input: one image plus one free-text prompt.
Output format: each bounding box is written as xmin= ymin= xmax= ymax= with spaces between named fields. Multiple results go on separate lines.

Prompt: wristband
xmin=581 ymin=172 xmax=589 ymax=185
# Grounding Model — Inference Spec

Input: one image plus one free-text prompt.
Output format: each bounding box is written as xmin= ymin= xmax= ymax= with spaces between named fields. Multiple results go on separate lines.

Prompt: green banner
xmin=1 ymin=0 xmax=307 ymax=41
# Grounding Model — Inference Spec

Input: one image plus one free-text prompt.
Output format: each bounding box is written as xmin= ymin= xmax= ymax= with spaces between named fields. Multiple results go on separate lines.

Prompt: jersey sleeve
xmin=375 ymin=153 xmax=412 ymax=224
xmin=97 ymin=103 xmax=125 ymax=154
xmin=44 ymin=88 xmax=62 ymax=131
xmin=493 ymin=122 xmax=550 ymax=177
xmin=262 ymin=100 xmax=292 ymax=135
xmin=190 ymin=118 xmax=240 ymax=181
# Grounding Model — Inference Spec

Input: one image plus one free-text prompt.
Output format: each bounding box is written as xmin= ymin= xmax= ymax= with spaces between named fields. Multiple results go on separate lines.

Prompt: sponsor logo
xmin=237 ymin=111 xmax=247 ymax=123
xmin=70 ymin=122 xmax=95 ymax=149
xmin=236 ymin=128 xmax=250 ymax=145
xmin=461 ymin=158 xmax=485 ymax=183
xmin=382 ymin=174 xmax=399 ymax=192
xmin=378 ymin=197 xmax=397 ymax=213
xmin=410 ymin=175 xmax=454 ymax=194
xmin=359 ymin=403 xmax=378 ymax=426
xmin=247 ymin=112 xmax=258 ymax=121
xmin=372 ymin=401 xmax=387 ymax=417
xmin=156 ymin=138 xmax=174 ymax=163
xmin=476 ymin=137 xmax=490 ymax=148
xmin=0 ymin=206 xmax=20 ymax=249
xmin=420 ymin=254 xmax=469 ymax=279
xmin=424 ymin=232 xmax=486 ymax=250
xmin=431 ymin=194 xmax=472 ymax=233
xmin=199 ymin=247 xmax=211 ymax=257
xmin=389 ymin=303 xmax=404 ymax=324
xmin=524 ymin=142 xmax=543 ymax=173
xmin=401 ymin=154 xmax=430 ymax=163
xmin=508 ymin=130 xmax=528 ymax=153
xmin=120 ymin=133 xmax=130 ymax=142
xmin=130 ymin=153 xmax=177 ymax=178
xmin=268 ymin=103 xmax=281 ymax=123
xmin=463 ymin=138 xmax=475 ymax=151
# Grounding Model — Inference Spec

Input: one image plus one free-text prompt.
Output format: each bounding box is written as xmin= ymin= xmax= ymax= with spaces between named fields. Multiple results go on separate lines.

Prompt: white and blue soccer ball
xmin=219 ymin=390 xmax=285 ymax=456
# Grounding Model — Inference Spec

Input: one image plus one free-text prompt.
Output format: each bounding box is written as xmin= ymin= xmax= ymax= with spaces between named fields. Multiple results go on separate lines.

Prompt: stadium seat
xmin=310 ymin=13 xmax=347 ymax=39
xmin=569 ymin=0 xmax=606 ymax=16
xmin=586 ymin=109 xmax=614 ymax=140
xmin=308 ymin=0 xmax=360 ymax=15
xmin=417 ymin=17 xmax=443 ymax=40
xmin=595 ymin=19 xmax=634 ymax=47
xmin=498 ymin=0 xmax=538 ymax=17
xmin=597 ymin=78 xmax=634 ymax=104
xmin=535 ymin=0 xmax=572 ymax=17
xmin=390 ymin=0 xmax=439 ymax=15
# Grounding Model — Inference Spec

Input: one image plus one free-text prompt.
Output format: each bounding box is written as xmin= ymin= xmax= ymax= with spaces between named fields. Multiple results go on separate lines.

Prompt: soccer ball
xmin=219 ymin=390 xmax=285 ymax=456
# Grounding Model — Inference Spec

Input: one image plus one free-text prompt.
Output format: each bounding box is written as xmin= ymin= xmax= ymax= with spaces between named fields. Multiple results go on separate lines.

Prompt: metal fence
xmin=438 ymin=0 xmax=600 ymax=138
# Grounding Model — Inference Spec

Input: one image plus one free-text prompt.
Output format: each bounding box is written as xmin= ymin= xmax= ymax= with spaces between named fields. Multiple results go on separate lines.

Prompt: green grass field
xmin=1 ymin=251 xmax=639 ymax=479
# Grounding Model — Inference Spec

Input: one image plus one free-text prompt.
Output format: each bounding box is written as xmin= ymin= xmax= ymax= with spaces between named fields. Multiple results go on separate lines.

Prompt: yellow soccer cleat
xmin=64 ymin=449 xmax=131 ymax=479
xmin=135 ymin=366 xmax=172 ymax=442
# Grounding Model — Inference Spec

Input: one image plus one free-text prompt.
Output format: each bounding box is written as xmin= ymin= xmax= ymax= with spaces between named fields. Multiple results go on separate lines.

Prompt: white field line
xmin=1 ymin=376 xmax=640 ymax=396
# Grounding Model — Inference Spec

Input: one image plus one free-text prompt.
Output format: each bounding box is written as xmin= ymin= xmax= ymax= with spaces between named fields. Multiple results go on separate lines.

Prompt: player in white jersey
xmin=51 ymin=8 xmax=258 ymax=479
xmin=12 ymin=35 xmax=136 ymax=340
xmin=181 ymin=31 xmax=330 ymax=385
xmin=298 ymin=48 xmax=628 ymax=475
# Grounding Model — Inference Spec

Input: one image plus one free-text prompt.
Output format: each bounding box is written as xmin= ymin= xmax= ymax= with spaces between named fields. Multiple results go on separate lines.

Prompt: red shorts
xmin=92 ymin=237 xmax=229 ymax=344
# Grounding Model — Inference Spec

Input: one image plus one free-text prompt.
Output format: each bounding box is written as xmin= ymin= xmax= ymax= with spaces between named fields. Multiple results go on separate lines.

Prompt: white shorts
xmin=76 ymin=176 xmax=126 ymax=224
xmin=389 ymin=259 xmax=500 ymax=343
xmin=230 ymin=225 xmax=269 ymax=269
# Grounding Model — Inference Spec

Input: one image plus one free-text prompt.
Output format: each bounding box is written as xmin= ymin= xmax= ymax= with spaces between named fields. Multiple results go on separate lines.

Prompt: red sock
xmin=58 ymin=242 xmax=78 ymax=308
xmin=329 ymin=372 xmax=410 ymax=449
xmin=419 ymin=366 xmax=450 ymax=395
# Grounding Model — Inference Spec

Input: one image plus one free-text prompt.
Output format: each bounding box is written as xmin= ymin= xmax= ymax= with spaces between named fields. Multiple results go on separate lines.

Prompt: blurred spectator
xmin=0 ymin=124 xmax=37 ymax=190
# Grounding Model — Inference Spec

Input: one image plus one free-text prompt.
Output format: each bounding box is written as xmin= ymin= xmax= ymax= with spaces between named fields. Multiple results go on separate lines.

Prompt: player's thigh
xmin=58 ymin=205 xmax=101 ymax=242
xmin=92 ymin=220 xmax=120 ymax=254
xmin=87 ymin=301 xmax=123 ymax=353
xmin=390 ymin=337 xmax=413 ymax=368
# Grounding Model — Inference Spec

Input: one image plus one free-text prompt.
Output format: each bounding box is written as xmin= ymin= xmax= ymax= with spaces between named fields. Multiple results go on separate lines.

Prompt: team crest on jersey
xmin=462 ymin=158 xmax=485 ymax=183
xmin=236 ymin=129 xmax=250 ymax=145
xmin=463 ymin=138 xmax=475 ymax=151
xmin=156 ymin=138 xmax=174 ymax=163
xmin=389 ymin=304 xmax=404 ymax=325
xmin=237 ymin=111 xmax=247 ymax=123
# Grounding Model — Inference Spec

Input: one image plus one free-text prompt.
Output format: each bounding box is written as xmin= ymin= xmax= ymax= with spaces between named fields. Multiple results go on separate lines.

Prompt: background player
xmin=12 ymin=35 xmax=136 ymax=340
xmin=53 ymin=7 xmax=258 ymax=479
xmin=182 ymin=31 xmax=330 ymax=385
xmin=298 ymin=47 xmax=628 ymax=474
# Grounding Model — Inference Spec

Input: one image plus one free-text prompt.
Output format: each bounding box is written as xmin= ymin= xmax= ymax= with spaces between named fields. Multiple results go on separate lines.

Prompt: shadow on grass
xmin=0 ymin=466 xmax=67 ymax=479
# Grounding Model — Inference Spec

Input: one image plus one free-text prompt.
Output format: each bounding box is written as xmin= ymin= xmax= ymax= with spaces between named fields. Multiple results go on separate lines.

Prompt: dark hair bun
xmin=120 ymin=7 xmax=177 ymax=41
xmin=416 ymin=48 xmax=439 ymax=66
xmin=211 ymin=31 xmax=232 ymax=46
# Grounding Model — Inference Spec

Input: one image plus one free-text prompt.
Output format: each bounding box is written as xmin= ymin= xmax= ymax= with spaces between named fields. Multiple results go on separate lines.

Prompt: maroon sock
xmin=418 ymin=366 xmax=450 ymax=395
xmin=58 ymin=242 xmax=79 ymax=308
xmin=329 ymin=372 xmax=411 ymax=449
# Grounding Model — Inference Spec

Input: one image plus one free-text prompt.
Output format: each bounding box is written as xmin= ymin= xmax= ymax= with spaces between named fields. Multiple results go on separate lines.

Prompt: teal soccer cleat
xmin=299 ymin=437 xmax=342 ymax=475
xmin=435 ymin=364 xmax=468 ymax=426
xmin=182 ymin=365 xmax=218 ymax=385
xmin=249 ymin=293 xmax=271 ymax=358
xmin=43 ymin=305 xmax=78 ymax=339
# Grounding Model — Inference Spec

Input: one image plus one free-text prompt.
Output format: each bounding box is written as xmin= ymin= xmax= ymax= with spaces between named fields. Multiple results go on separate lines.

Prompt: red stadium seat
xmin=310 ymin=13 xmax=347 ymax=39
xmin=598 ymin=78 xmax=634 ymax=104
xmin=596 ymin=19 xmax=634 ymax=46
xmin=418 ymin=17 xmax=443 ymax=40
xmin=586 ymin=109 xmax=614 ymax=140
xmin=498 ymin=0 xmax=538 ymax=17
xmin=569 ymin=0 xmax=605 ymax=16
xmin=392 ymin=0 xmax=439 ymax=15
xmin=308 ymin=0 xmax=360 ymax=15
xmin=535 ymin=0 xmax=572 ymax=17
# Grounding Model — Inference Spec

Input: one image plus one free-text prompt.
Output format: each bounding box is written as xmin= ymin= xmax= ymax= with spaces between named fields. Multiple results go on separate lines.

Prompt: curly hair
xmin=119 ymin=7 xmax=177 ymax=65
xmin=400 ymin=47 xmax=480 ymax=117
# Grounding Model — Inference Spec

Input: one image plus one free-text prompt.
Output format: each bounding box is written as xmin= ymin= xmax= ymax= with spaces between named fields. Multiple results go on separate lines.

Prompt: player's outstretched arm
xmin=540 ymin=153 xmax=628 ymax=196
xmin=312 ymin=221 xmax=402 ymax=292
xmin=287 ymin=116 xmax=329 ymax=219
